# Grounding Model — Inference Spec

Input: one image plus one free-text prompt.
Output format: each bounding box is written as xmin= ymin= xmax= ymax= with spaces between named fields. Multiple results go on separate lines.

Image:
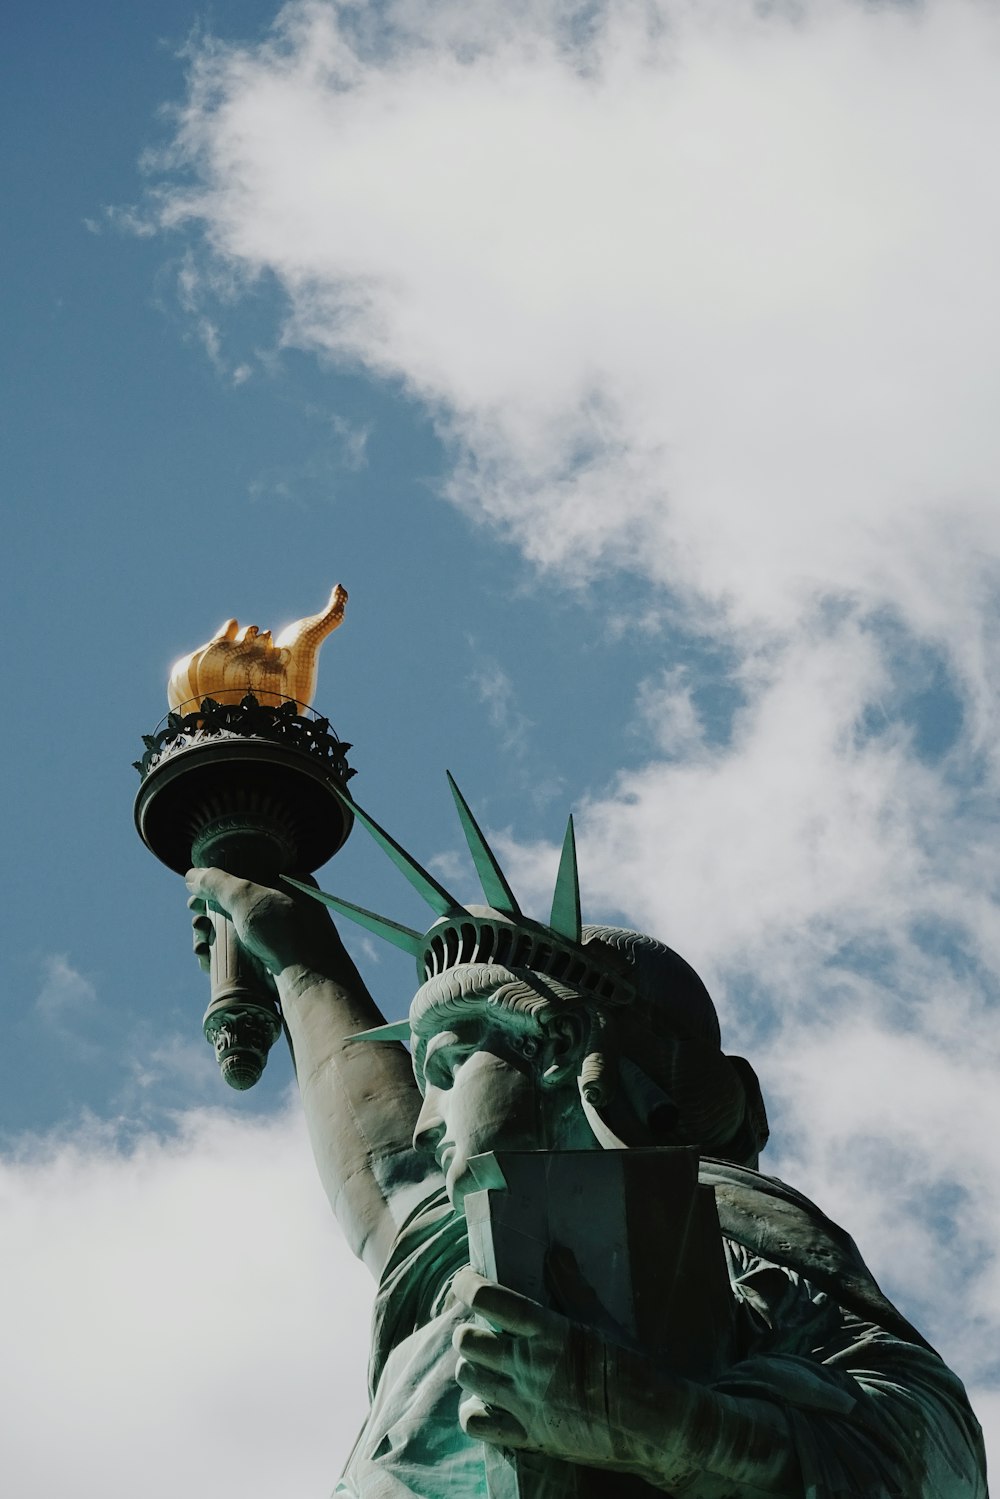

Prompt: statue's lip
xmin=436 ymin=1142 xmax=456 ymax=1172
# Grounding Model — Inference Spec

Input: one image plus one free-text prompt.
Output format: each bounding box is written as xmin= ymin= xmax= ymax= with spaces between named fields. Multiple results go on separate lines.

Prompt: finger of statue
xmin=452 ymin=1268 xmax=550 ymax=1337
xmin=459 ymin=1396 xmax=528 ymax=1448
xmin=191 ymin=913 xmax=214 ymax=972
xmin=455 ymin=1356 xmax=515 ymax=1410
xmin=453 ymin=1322 xmax=510 ymax=1374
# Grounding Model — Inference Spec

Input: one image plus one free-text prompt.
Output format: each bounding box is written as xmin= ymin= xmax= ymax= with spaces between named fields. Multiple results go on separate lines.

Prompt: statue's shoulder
xmin=700 ymin=1158 xmax=934 ymax=1352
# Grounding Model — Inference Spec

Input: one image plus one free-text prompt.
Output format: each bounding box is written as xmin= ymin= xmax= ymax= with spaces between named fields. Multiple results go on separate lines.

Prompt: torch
xmin=133 ymin=586 xmax=354 ymax=1090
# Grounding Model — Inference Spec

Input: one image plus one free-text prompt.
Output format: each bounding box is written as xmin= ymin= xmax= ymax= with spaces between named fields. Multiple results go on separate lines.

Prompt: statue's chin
xmin=432 ymin=1144 xmax=476 ymax=1213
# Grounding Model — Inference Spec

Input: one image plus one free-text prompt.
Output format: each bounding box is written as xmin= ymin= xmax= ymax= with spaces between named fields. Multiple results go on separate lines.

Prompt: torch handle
xmin=202 ymin=908 xmax=283 ymax=1091
xmin=207 ymin=908 xmax=273 ymax=1008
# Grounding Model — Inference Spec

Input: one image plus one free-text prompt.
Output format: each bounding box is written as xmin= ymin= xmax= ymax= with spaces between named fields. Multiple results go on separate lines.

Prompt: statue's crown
xmin=285 ymin=773 xmax=638 ymax=1037
xmin=289 ymin=778 xmax=768 ymax=1167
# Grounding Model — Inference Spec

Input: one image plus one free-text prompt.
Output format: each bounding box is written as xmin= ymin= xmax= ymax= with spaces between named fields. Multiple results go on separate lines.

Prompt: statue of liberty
xmin=186 ymin=774 xmax=988 ymax=1498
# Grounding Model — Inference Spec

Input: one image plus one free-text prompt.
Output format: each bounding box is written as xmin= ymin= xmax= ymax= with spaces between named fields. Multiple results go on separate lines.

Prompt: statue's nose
xmin=412 ymin=1092 xmax=447 ymax=1156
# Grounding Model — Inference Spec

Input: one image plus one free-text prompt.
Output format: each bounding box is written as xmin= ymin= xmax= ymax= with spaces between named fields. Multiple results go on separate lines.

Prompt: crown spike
xmin=282 ymin=879 xmax=425 ymax=956
xmin=549 ymin=815 xmax=582 ymax=943
xmin=446 ymin=771 xmax=521 ymax=917
xmin=332 ymin=787 xmax=463 ymax=918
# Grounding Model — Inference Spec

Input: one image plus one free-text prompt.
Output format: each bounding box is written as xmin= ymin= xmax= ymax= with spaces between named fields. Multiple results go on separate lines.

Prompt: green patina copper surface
xmin=173 ymin=775 xmax=987 ymax=1497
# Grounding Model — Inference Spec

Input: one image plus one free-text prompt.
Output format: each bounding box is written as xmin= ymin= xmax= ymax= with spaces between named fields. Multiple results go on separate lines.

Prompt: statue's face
xmin=411 ymin=1008 xmax=595 ymax=1209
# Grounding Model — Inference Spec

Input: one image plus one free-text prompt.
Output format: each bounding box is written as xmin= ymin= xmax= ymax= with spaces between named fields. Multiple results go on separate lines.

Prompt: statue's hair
xmin=410 ymin=962 xmax=584 ymax=1029
xmin=580 ymin=924 xmax=721 ymax=1048
xmin=409 ymin=963 xmax=583 ymax=1088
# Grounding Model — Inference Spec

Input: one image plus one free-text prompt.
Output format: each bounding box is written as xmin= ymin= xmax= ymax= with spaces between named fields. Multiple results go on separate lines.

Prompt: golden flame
xmin=167 ymin=584 xmax=347 ymax=712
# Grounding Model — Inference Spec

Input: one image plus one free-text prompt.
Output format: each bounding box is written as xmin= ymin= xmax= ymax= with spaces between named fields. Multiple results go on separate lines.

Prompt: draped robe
xmin=334 ymin=1161 xmax=988 ymax=1499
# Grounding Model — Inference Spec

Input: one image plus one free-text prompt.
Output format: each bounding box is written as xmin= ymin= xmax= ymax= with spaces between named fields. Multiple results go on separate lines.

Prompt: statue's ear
xmin=724 ymin=1055 xmax=770 ymax=1163
xmin=539 ymin=1008 xmax=589 ymax=1088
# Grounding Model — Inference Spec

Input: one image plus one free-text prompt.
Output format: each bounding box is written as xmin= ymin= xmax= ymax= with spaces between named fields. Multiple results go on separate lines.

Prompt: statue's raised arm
xmin=187 ymin=864 xmax=436 ymax=1278
xmin=154 ymin=583 xmax=439 ymax=1278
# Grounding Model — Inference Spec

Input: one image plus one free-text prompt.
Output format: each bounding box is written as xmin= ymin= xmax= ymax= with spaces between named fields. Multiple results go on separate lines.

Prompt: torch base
xmin=133 ymin=696 xmax=355 ymax=1090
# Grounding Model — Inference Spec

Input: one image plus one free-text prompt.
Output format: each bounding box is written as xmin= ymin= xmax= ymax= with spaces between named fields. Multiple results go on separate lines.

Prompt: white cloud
xmin=35 ymin=954 xmax=104 ymax=1059
xmin=132 ymin=0 xmax=1000 ymax=1474
xmin=330 ymin=412 xmax=372 ymax=469
xmin=35 ymin=954 xmax=98 ymax=1027
xmin=0 ymin=1105 xmax=371 ymax=1499
xmin=118 ymin=1030 xmax=221 ymax=1108
xmin=634 ymin=666 xmax=705 ymax=759
xmin=470 ymin=659 xmax=532 ymax=756
xmin=153 ymin=0 xmax=1000 ymax=680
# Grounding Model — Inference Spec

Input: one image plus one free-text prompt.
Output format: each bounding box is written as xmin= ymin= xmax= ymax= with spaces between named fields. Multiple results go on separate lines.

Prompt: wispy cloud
xmin=117 ymin=1030 xmax=221 ymax=1116
xmin=33 ymin=958 xmax=226 ymax=1120
xmin=330 ymin=412 xmax=372 ymax=470
xmin=136 ymin=0 xmax=1000 ymax=1467
xmin=35 ymin=954 xmax=97 ymax=1026
xmin=633 ymin=667 xmax=705 ymax=759
xmin=35 ymin=954 xmax=102 ymax=1058
xmin=470 ymin=660 xmax=532 ymax=757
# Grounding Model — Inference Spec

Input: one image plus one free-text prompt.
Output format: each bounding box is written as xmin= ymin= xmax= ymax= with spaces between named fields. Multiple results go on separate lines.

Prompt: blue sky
xmin=4 ymin=1 xmax=1000 ymax=1493
xmin=3 ymin=0 xmax=682 ymax=1131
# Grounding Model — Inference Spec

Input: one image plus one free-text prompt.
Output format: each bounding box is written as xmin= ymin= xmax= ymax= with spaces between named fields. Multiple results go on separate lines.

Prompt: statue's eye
xmin=517 ymin=1036 xmax=540 ymax=1060
xmin=422 ymin=1031 xmax=473 ymax=1089
xmin=422 ymin=1052 xmax=453 ymax=1089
